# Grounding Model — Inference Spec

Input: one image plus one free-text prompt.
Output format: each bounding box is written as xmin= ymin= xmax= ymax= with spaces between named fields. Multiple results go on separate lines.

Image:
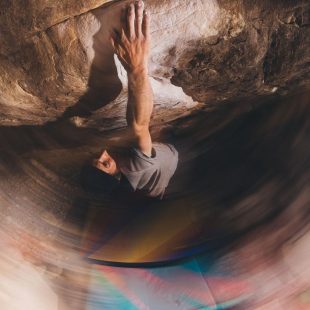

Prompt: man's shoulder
xmin=119 ymin=142 xmax=178 ymax=171
xmin=119 ymin=146 xmax=157 ymax=173
xmin=152 ymin=143 xmax=179 ymax=162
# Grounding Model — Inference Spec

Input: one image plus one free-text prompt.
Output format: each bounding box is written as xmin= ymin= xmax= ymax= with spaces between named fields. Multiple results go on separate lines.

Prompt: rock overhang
xmin=0 ymin=0 xmax=308 ymax=127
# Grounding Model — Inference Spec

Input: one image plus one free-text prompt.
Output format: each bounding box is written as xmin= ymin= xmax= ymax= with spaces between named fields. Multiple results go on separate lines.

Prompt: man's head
xmin=80 ymin=150 xmax=120 ymax=195
xmin=92 ymin=150 xmax=119 ymax=176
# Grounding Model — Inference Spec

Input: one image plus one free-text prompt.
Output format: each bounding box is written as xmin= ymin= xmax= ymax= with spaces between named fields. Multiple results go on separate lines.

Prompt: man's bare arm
xmin=127 ymin=68 xmax=153 ymax=156
xmin=111 ymin=1 xmax=153 ymax=156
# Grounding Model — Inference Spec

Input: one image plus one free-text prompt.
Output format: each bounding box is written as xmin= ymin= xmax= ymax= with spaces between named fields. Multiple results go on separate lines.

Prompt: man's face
xmin=93 ymin=150 xmax=118 ymax=176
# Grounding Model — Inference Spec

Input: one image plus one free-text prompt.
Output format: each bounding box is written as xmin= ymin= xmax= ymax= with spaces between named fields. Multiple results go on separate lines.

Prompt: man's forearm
xmin=127 ymin=68 xmax=153 ymax=130
xmin=111 ymin=0 xmax=153 ymax=154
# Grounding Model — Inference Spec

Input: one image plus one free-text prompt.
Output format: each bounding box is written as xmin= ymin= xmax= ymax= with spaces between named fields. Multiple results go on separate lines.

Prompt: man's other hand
xmin=111 ymin=0 xmax=150 ymax=74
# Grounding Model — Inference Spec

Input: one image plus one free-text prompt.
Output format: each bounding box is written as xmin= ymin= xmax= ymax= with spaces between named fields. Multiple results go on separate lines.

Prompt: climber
xmin=82 ymin=0 xmax=178 ymax=199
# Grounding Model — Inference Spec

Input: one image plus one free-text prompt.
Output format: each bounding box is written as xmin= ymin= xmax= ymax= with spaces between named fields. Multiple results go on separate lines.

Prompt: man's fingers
xmin=142 ymin=10 xmax=150 ymax=39
xmin=110 ymin=34 xmax=127 ymax=62
xmin=135 ymin=0 xmax=144 ymax=37
xmin=127 ymin=3 xmax=136 ymax=40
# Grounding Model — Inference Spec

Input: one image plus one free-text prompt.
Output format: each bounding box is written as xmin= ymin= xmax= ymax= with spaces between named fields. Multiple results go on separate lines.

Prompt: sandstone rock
xmin=0 ymin=0 xmax=308 ymax=126
xmin=172 ymin=0 xmax=310 ymax=102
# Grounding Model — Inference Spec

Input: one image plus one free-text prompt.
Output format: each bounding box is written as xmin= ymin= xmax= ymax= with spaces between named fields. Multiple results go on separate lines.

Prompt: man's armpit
xmin=133 ymin=127 xmax=152 ymax=157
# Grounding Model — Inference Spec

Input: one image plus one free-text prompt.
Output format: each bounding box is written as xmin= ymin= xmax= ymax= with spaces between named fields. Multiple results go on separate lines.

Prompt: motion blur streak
xmin=0 ymin=233 xmax=58 ymax=309
xmin=0 ymin=87 xmax=309 ymax=309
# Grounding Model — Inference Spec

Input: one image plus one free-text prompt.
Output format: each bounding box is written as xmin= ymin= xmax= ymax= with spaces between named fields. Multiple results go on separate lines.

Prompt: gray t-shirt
xmin=119 ymin=143 xmax=179 ymax=198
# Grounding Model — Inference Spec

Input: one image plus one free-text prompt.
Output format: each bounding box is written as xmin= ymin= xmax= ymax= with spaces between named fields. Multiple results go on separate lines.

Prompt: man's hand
xmin=111 ymin=0 xmax=150 ymax=74
xmin=111 ymin=0 xmax=153 ymax=157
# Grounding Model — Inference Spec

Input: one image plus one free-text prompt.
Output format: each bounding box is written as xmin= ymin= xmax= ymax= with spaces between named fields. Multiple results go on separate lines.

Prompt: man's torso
xmin=118 ymin=142 xmax=179 ymax=198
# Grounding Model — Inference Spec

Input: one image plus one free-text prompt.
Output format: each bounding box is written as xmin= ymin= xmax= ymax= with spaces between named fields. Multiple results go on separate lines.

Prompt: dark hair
xmin=80 ymin=164 xmax=120 ymax=195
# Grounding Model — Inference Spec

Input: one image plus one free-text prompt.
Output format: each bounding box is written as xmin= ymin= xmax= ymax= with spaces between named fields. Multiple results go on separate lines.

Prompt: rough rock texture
xmin=172 ymin=0 xmax=310 ymax=103
xmin=0 ymin=0 xmax=309 ymax=126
